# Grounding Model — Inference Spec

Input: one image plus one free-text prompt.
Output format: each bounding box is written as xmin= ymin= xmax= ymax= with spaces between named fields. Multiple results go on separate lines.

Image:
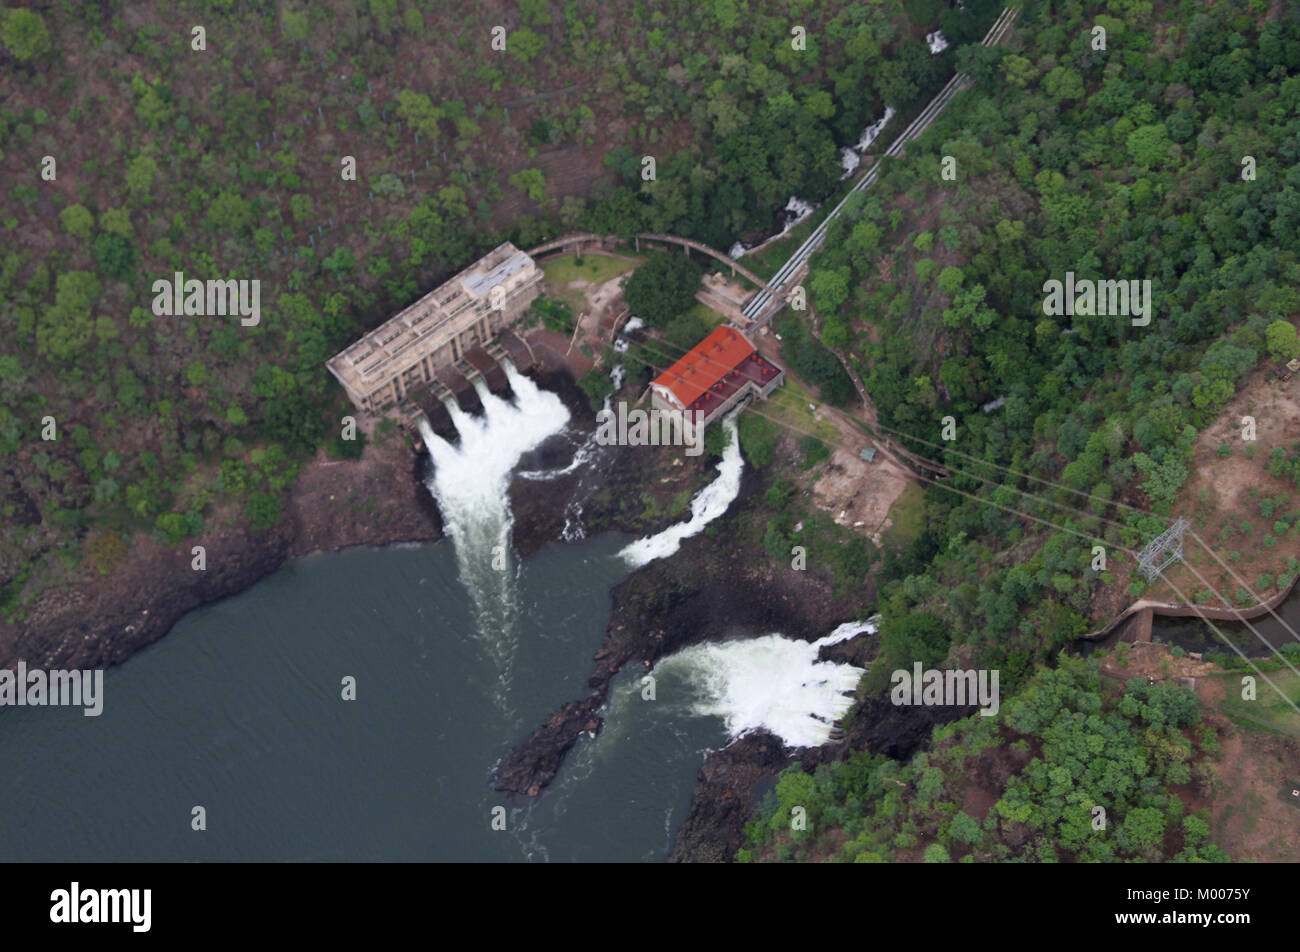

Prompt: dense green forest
xmin=796 ymin=0 xmax=1300 ymax=682
xmin=741 ymin=657 xmax=1228 ymax=862
xmin=747 ymin=0 xmax=1300 ymax=860
xmin=0 ymin=0 xmax=997 ymax=621
xmin=7 ymin=0 xmax=1299 ymax=862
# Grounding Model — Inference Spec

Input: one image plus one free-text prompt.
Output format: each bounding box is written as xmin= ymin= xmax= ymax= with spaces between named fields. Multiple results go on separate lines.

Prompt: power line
xmin=614 ymin=332 xmax=1300 ymax=693
xmin=630 ymin=320 xmax=1300 ymax=657
xmin=867 ymin=419 xmax=1300 ymax=649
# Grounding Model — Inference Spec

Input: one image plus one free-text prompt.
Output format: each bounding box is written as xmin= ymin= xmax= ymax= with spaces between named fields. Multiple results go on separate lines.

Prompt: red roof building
xmin=649 ymin=324 xmax=784 ymax=427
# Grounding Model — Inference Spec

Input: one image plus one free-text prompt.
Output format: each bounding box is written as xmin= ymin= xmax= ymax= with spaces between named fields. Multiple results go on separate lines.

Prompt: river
xmin=0 ymin=536 xmax=734 ymax=861
xmin=0 ymin=369 xmax=867 ymax=861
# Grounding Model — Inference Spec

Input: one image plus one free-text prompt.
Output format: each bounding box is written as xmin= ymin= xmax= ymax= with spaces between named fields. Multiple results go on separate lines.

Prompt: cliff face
xmin=6 ymin=527 xmax=295 ymax=671
xmin=668 ymin=732 xmax=791 ymax=863
xmin=666 ymin=693 xmax=978 ymax=863
xmin=0 ymin=425 xmax=443 ymax=671
xmin=0 ymin=362 xmax=883 ymax=864
xmin=495 ymin=440 xmax=868 ymax=811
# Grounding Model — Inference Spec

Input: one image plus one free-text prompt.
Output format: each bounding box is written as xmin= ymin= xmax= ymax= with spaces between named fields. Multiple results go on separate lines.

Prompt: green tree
xmin=879 ymin=611 xmax=951 ymax=671
xmin=508 ymin=27 xmax=545 ymax=63
xmin=737 ymin=413 xmax=778 ymax=468
xmin=155 ymin=512 xmax=189 ymax=545
xmin=1265 ymin=320 xmax=1299 ymax=362
xmin=508 ymin=167 xmax=550 ymax=205
xmin=130 ymin=74 xmax=173 ymax=128
xmin=246 ymin=492 xmax=284 ymax=530
xmin=99 ymin=207 xmax=133 ymax=238
xmin=1 ymin=8 xmax=51 ymax=62
xmin=59 ymin=204 xmax=94 ymax=240
xmin=1043 ymin=66 xmax=1084 ymax=102
xmin=394 ymin=90 xmax=443 ymax=139
xmin=937 ymin=266 xmax=964 ymax=296
xmin=322 ymin=247 xmax=356 ymax=280
xmin=93 ymin=233 xmax=136 ymax=279
xmin=37 ymin=271 xmax=100 ymax=362
xmin=207 ymin=190 xmax=253 ymax=233
xmin=1118 ymin=807 xmax=1167 ymax=853
xmin=948 ymin=811 xmax=982 ymax=846
xmin=281 ymin=5 xmax=310 ymax=42
xmin=810 ymin=266 xmax=850 ymax=315
xmin=623 ymin=252 xmax=702 ymax=328
xmin=289 ymin=193 xmax=314 ymax=223
xmin=1126 ymin=123 xmax=1172 ymax=170
xmin=125 ymin=154 xmax=160 ymax=200
xmin=922 ymin=843 xmax=951 ymax=863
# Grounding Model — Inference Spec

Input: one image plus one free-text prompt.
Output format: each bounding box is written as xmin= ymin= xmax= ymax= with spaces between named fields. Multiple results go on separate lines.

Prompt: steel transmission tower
xmin=1137 ymin=517 xmax=1190 ymax=581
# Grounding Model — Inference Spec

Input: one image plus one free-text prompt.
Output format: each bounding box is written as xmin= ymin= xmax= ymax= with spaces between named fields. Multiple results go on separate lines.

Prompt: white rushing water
xmin=730 ymin=197 xmax=819 ymax=259
xmin=614 ymin=316 xmax=643 ymax=354
xmin=653 ymin=616 xmax=880 ymax=748
xmin=781 ymin=195 xmax=817 ymax=231
xmin=856 ymin=105 xmax=896 ymax=151
xmin=926 ymin=30 xmax=950 ymax=54
xmin=840 ymin=106 xmax=897 ymax=178
xmin=618 ymin=410 xmax=744 ymax=568
xmin=418 ymin=362 xmax=570 ymax=699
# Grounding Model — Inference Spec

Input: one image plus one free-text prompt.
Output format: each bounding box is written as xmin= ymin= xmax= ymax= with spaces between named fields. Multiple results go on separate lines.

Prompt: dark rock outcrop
xmin=494 ymin=471 xmax=862 ymax=798
xmin=668 ymin=732 xmax=790 ymax=863
xmin=494 ymin=695 xmax=605 ymax=797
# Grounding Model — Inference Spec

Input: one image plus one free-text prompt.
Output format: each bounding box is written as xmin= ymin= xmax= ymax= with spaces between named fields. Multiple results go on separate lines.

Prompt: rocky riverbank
xmin=0 ymin=355 xmax=910 ymax=866
xmin=667 ymin=690 xmax=978 ymax=863
xmin=0 ymin=426 xmax=445 ymax=671
xmin=493 ymin=445 xmax=867 ymax=798
xmin=0 ymin=354 xmax=619 ymax=674
xmin=0 ymin=359 xmax=606 ymax=674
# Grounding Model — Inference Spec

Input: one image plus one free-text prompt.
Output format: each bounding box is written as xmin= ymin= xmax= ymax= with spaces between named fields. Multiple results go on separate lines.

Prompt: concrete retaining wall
xmin=1082 ymin=574 xmax=1300 ymax=642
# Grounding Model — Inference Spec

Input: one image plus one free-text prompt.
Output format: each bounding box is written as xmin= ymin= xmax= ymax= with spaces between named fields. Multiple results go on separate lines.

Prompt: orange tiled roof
xmin=652 ymin=325 xmax=756 ymax=409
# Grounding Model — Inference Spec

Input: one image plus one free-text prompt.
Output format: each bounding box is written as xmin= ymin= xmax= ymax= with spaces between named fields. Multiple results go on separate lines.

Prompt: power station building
xmin=326 ymin=242 xmax=542 ymax=412
xmin=649 ymin=324 xmax=784 ymax=428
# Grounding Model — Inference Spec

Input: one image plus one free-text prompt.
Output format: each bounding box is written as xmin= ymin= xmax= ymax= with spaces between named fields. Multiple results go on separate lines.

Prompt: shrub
xmin=799 ymin=434 xmax=831 ymax=468
xmin=737 ymin=413 xmax=778 ymax=468
xmin=622 ymin=251 xmax=702 ymax=328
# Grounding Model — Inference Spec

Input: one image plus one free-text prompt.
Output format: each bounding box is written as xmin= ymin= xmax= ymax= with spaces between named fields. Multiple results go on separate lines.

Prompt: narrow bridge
xmin=525 ymin=232 xmax=609 ymax=259
xmin=526 ymin=231 xmax=785 ymax=305
xmin=630 ymin=233 xmax=777 ymax=297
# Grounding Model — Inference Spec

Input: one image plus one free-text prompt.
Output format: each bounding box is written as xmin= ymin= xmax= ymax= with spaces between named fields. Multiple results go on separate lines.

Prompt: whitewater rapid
xmin=733 ymin=107 xmax=899 ymax=260
xmin=418 ymin=362 xmax=570 ymax=700
xmin=651 ymin=616 xmax=880 ymax=748
xmin=840 ymin=106 xmax=897 ymax=177
xmin=617 ymin=410 xmax=744 ymax=568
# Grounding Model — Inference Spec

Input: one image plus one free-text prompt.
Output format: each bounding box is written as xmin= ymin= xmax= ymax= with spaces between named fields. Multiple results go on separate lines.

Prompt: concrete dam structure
xmin=326 ymin=242 xmax=543 ymax=415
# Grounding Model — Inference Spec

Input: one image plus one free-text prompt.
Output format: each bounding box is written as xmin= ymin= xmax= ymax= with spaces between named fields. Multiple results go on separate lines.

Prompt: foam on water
xmin=418 ymin=362 xmax=570 ymax=701
xmin=841 ymin=106 xmax=897 ymax=178
xmin=652 ymin=616 xmax=880 ymax=748
xmin=618 ymin=410 xmax=743 ymax=568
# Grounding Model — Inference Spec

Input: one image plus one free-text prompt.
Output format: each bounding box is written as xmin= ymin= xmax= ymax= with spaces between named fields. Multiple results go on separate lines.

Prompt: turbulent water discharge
xmin=652 ymin=617 xmax=879 ymax=748
xmin=618 ymin=410 xmax=744 ymax=568
xmin=418 ymin=361 xmax=570 ymax=701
